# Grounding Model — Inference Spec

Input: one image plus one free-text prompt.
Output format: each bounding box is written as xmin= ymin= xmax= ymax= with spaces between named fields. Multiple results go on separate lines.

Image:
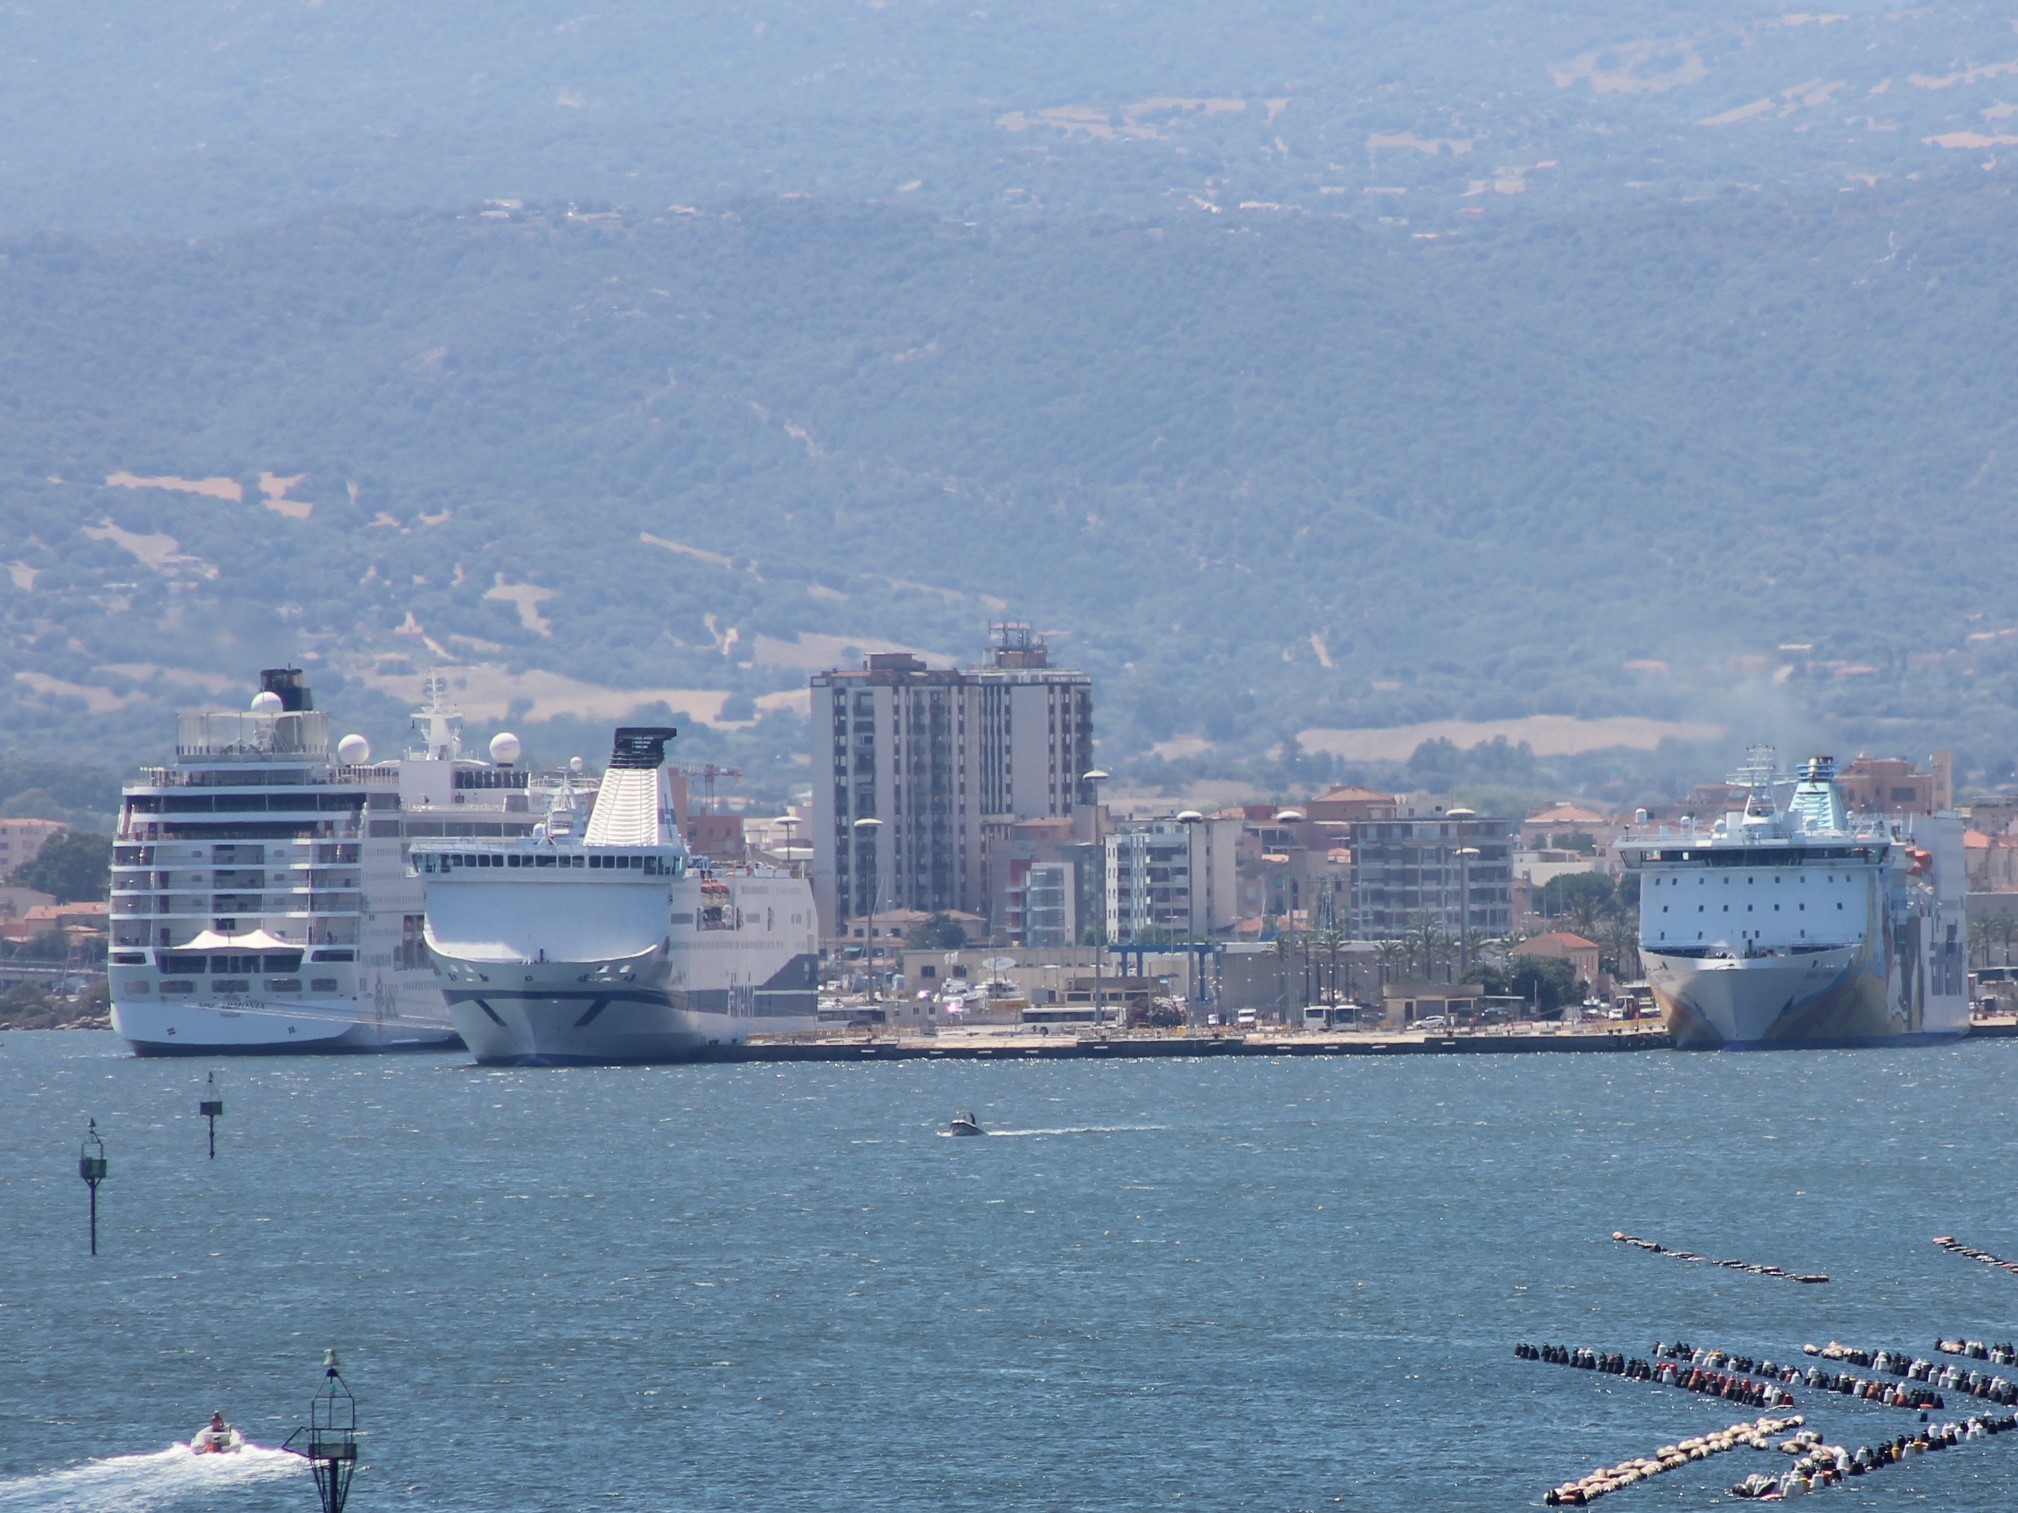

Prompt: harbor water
xmin=4 ymin=1031 xmax=2018 ymax=1510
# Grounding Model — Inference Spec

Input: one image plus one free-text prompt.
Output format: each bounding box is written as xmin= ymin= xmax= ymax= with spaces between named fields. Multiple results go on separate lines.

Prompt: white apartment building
xmin=1105 ymin=814 xmax=1239 ymax=942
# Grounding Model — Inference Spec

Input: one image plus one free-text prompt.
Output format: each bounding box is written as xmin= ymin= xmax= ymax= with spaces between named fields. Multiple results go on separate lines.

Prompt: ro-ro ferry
xmin=1619 ymin=751 xmax=1968 ymax=1049
xmin=415 ymin=726 xmax=820 ymax=1065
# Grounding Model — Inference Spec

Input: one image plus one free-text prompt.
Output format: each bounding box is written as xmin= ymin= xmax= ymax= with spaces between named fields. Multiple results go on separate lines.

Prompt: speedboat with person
xmin=191 ymin=1413 xmax=243 ymax=1454
xmin=947 ymin=1110 xmax=984 ymax=1136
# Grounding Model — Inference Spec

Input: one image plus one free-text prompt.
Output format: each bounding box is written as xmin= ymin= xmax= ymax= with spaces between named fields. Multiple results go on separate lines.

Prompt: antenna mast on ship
xmin=408 ymin=671 xmax=464 ymax=762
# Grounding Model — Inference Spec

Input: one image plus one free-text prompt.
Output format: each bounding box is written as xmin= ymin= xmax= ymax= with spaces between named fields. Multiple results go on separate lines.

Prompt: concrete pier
xmin=724 ymin=1023 xmax=1672 ymax=1063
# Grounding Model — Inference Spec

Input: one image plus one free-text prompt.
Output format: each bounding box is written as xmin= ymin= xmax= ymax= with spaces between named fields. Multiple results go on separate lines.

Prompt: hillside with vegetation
xmin=2 ymin=2 xmax=2016 ymax=801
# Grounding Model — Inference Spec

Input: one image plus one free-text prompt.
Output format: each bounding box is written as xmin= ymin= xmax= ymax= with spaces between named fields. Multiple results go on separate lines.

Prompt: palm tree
xmin=1316 ymin=925 xmax=1348 ymax=1004
xmin=1598 ymin=917 xmax=1640 ymax=983
xmin=1273 ymin=932 xmax=1299 ymax=1015
xmin=1970 ymin=916 xmax=1996 ymax=969
xmin=1375 ymin=938 xmax=1409 ymax=988
xmin=1566 ymin=893 xmax=1605 ymax=942
xmin=1405 ymin=914 xmax=1453 ymax=981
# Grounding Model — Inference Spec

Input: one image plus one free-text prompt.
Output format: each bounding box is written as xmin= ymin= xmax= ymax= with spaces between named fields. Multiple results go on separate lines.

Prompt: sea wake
xmin=0 ymin=1444 xmax=299 ymax=1512
xmin=938 ymin=1124 xmax=1169 ymax=1138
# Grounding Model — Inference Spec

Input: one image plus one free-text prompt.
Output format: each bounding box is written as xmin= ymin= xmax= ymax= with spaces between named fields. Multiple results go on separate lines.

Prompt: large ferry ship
xmin=415 ymin=726 xmax=820 ymax=1065
xmin=109 ymin=669 xmax=543 ymax=1055
xmin=1619 ymin=751 xmax=1969 ymax=1049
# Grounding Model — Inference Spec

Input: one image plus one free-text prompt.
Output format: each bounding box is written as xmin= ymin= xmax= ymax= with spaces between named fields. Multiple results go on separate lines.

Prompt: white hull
xmin=437 ymin=933 xmax=820 ymax=1065
xmin=111 ymin=997 xmax=459 ymax=1056
xmin=417 ymin=726 xmax=821 ymax=1065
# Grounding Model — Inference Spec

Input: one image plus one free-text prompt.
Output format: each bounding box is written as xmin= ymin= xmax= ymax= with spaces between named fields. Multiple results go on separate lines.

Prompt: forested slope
xmin=3 ymin=179 xmax=2016 ymax=790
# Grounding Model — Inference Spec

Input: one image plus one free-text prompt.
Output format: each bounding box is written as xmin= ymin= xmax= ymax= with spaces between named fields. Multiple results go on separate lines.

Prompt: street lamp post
xmin=775 ymin=813 xmax=804 ymax=871
xmin=1271 ymin=808 xmax=1305 ymax=939
xmin=852 ymin=815 xmax=886 ymax=1000
xmin=1457 ymin=846 xmax=1481 ymax=977
xmin=1083 ymin=770 xmax=1110 ymax=1029
xmin=1177 ymin=810 xmax=1205 ymax=1022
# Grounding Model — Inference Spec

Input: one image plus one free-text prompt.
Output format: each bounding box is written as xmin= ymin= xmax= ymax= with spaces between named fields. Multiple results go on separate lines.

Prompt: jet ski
xmin=191 ymin=1417 xmax=244 ymax=1454
xmin=947 ymin=1110 xmax=984 ymax=1137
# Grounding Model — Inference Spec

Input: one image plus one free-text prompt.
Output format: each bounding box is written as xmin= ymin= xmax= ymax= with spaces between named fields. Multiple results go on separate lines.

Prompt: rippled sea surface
xmin=5 ymin=1030 xmax=2018 ymax=1511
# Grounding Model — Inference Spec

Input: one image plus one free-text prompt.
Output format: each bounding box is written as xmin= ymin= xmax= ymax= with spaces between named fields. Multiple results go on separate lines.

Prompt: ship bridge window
xmin=311 ymin=948 xmax=354 ymax=962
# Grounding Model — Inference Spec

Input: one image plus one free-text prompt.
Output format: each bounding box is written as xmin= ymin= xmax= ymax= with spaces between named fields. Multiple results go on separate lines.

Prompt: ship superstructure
xmin=414 ymin=726 xmax=819 ymax=1065
xmin=109 ymin=670 xmax=543 ymax=1055
xmin=1619 ymin=750 xmax=1969 ymax=1049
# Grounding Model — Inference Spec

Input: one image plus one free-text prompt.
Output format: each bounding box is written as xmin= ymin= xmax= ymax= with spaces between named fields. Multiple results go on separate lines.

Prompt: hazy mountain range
xmin=4 ymin=1 xmax=2016 ymax=804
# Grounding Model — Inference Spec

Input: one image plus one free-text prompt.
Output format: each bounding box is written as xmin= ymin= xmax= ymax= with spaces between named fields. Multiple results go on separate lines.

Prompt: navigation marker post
xmin=199 ymin=1072 xmax=225 ymax=1159
xmin=78 ymin=1119 xmax=107 ymax=1255
xmin=287 ymin=1349 xmax=360 ymax=1513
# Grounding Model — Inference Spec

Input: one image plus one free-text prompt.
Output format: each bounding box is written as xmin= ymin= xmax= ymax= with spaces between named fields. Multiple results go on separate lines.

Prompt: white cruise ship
xmin=1619 ymin=751 xmax=1969 ymax=1049
xmin=415 ymin=726 xmax=820 ymax=1065
xmin=109 ymin=670 xmax=544 ymax=1056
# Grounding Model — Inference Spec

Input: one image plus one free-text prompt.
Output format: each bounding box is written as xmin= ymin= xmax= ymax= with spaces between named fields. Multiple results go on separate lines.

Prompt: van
xmin=1235 ymin=1009 xmax=1258 ymax=1028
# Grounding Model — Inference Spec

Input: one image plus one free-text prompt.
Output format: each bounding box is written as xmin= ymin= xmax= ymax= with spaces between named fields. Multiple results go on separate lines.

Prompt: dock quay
xmin=725 ymin=1023 xmax=1674 ymax=1063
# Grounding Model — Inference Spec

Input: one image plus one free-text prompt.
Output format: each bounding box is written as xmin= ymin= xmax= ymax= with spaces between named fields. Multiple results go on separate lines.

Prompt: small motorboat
xmin=947 ymin=1110 xmax=984 ymax=1137
xmin=191 ymin=1414 xmax=244 ymax=1454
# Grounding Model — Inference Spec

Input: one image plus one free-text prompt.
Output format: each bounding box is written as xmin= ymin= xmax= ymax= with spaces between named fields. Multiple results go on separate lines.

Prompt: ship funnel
xmin=1800 ymin=755 xmax=1836 ymax=782
xmin=608 ymin=727 xmax=679 ymax=769
xmin=584 ymin=726 xmax=683 ymax=848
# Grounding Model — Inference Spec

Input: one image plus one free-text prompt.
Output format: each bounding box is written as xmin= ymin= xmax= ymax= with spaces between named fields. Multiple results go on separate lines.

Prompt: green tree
xmin=1540 ymin=872 xmax=1616 ymax=923
xmin=12 ymin=831 xmax=110 ymax=903
xmin=1481 ymin=955 xmax=1580 ymax=1013
xmin=905 ymin=913 xmax=968 ymax=951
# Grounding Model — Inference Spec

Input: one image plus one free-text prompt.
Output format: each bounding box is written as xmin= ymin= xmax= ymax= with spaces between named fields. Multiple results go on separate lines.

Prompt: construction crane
xmin=676 ymin=763 xmax=743 ymax=814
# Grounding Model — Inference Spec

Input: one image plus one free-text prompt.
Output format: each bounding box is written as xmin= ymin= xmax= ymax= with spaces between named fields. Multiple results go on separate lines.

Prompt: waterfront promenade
xmin=735 ymin=1015 xmax=2018 ymax=1063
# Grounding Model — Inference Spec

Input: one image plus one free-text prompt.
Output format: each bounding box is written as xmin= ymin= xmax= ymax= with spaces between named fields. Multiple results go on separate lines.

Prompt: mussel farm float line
xmin=1612 ymin=1231 xmax=1828 ymax=1283
xmin=1728 ymin=1412 xmax=2018 ymax=1499
xmin=1655 ymin=1342 xmax=1943 ymax=1412
xmin=1790 ymin=1339 xmax=2018 ymax=1406
xmin=1936 ymin=1337 xmax=2018 ymax=1365
xmin=1539 ymin=1414 xmax=1801 ymax=1507
xmin=1933 ymin=1234 xmax=2018 ymax=1277
xmin=1514 ymin=1345 xmax=1795 ymax=1409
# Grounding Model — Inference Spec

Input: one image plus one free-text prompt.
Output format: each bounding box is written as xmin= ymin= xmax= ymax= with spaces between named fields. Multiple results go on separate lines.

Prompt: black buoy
xmin=199 ymin=1072 xmax=225 ymax=1159
xmin=78 ymin=1119 xmax=107 ymax=1256
xmin=286 ymin=1349 xmax=358 ymax=1513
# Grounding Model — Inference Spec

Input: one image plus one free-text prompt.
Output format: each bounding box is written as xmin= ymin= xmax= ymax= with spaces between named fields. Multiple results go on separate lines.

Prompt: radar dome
xmin=250 ymin=690 xmax=284 ymax=715
xmin=568 ymin=756 xmax=585 ymax=774
xmin=489 ymin=732 xmax=522 ymax=766
xmin=337 ymin=734 xmax=371 ymax=765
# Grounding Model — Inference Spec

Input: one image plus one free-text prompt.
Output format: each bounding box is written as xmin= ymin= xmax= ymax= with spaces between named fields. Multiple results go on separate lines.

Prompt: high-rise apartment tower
xmin=810 ymin=626 xmax=1094 ymax=937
